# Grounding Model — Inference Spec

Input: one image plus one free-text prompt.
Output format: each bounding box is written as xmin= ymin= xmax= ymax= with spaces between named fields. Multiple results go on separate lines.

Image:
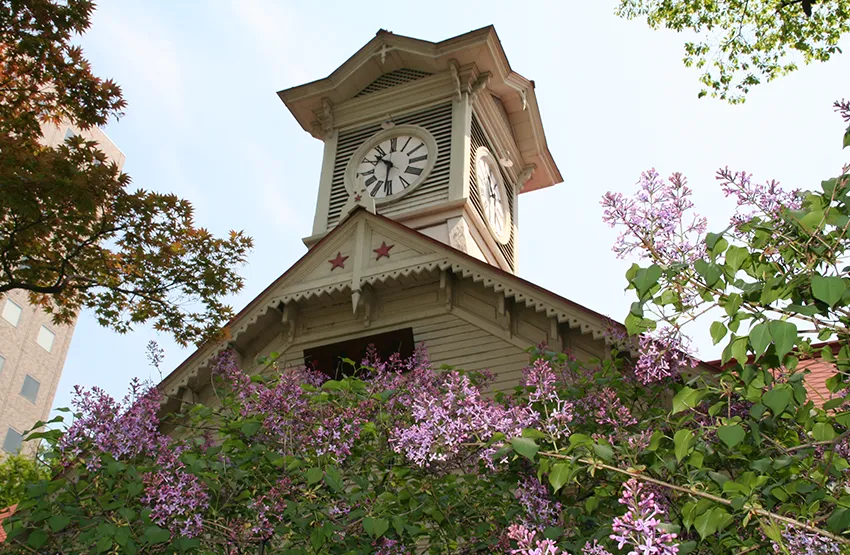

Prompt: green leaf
xmin=632 ymin=264 xmax=662 ymax=297
xmin=844 ymin=127 xmax=850 ymax=149
xmin=731 ymin=336 xmax=749 ymax=365
xmin=511 ymin=437 xmax=539 ymax=460
xmin=812 ymin=275 xmax=847 ymax=307
xmin=672 ymin=386 xmax=705 ymax=414
xmin=710 ymin=321 xmax=727 ymax=346
xmin=306 ymin=467 xmax=324 ymax=485
xmin=717 ymin=424 xmax=745 ymax=448
xmin=593 ymin=444 xmax=614 ymax=461
xmin=144 ymin=525 xmax=170 ymax=545
xmin=763 ymin=385 xmax=792 ymax=416
xmin=548 ymin=463 xmax=570 ymax=492
xmin=674 ymin=429 xmax=695 ymax=462
xmin=363 ymin=517 xmax=389 ymax=538
xmin=27 ymin=529 xmax=48 ymax=549
xmin=694 ymin=509 xmax=718 ymax=539
xmin=694 ymin=259 xmax=722 ymax=287
xmin=239 ymin=420 xmax=262 ymax=437
xmin=724 ymin=293 xmax=742 ymax=317
xmin=813 ymin=422 xmax=836 ymax=441
xmin=827 ymin=507 xmax=850 ymax=533
xmin=725 ymin=246 xmax=748 ymax=271
xmin=768 ymin=320 xmax=797 ymax=360
xmin=748 ymin=323 xmax=771 ymax=358
xmin=48 ymin=514 xmax=70 ymax=533
xmin=706 ymin=232 xmax=724 ymax=250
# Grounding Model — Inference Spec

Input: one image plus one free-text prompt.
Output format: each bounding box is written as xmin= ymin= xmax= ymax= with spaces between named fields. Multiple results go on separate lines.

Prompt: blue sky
xmin=52 ymin=0 xmax=850 ymax=411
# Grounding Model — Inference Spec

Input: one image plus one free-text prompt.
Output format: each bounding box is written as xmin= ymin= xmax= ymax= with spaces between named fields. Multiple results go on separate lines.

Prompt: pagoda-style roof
xmin=277 ymin=26 xmax=562 ymax=193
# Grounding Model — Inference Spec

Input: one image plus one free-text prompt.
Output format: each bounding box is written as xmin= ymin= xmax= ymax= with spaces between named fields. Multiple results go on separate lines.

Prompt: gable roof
xmin=277 ymin=26 xmax=562 ymax=193
xmin=159 ymin=207 xmax=620 ymax=398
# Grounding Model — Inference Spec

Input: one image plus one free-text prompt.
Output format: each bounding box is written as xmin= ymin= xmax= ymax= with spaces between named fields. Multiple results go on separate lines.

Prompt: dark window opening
xmin=303 ymin=328 xmax=414 ymax=379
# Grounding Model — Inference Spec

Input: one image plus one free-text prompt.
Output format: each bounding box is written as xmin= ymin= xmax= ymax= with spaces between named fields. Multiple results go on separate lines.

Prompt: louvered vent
xmin=354 ymin=68 xmax=432 ymax=97
xmin=328 ymin=103 xmax=453 ymax=228
xmin=470 ymin=115 xmax=516 ymax=271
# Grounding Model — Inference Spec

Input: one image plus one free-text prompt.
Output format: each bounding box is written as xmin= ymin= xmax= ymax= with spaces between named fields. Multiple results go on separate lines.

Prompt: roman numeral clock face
xmin=475 ymin=147 xmax=511 ymax=244
xmin=353 ymin=131 xmax=433 ymax=200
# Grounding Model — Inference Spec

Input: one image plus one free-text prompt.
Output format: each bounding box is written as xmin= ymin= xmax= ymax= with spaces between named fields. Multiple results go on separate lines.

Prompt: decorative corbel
xmin=449 ymin=59 xmax=462 ymax=101
xmin=520 ymin=88 xmax=528 ymax=111
xmin=312 ymin=97 xmax=334 ymax=138
xmin=549 ymin=316 xmax=563 ymax=352
xmin=517 ymin=164 xmax=536 ymax=192
xmin=380 ymin=43 xmax=388 ymax=64
xmin=469 ymin=72 xmax=491 ymax=101
xmin=440 ymin=269 xmax=454 ymax=311
xmin=280 ymin=301 xmax=298 ymax=344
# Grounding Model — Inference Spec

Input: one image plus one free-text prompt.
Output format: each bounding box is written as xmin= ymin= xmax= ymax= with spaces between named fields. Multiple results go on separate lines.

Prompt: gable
xmin=158 ymin=209 xmax=620 ymax=411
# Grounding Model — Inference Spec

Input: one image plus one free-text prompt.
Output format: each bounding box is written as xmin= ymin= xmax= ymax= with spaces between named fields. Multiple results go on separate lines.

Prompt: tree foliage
xmin=616 ymin=0 xmax=850 ymax=103
xmin=0 ymin=454 xmax=49 ymax=509
xmin=0 ymin=0 xmax=252 ymax=346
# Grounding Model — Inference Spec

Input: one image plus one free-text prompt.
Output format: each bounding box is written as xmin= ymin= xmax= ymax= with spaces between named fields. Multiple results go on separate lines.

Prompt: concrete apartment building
xmin=0 ymin=124 xmax=125 ymax=456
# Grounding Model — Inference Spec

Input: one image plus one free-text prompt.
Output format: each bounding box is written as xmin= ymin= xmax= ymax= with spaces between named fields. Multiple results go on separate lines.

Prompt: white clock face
xmin=356 ymin=134 xmax=431 ymax=199
xmin=476 ymin=150 xmax=510 ymax=242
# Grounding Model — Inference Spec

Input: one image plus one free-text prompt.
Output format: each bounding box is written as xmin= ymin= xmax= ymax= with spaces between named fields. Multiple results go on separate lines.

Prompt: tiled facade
xmin=0 ymin=123 xmax=124 ymax=457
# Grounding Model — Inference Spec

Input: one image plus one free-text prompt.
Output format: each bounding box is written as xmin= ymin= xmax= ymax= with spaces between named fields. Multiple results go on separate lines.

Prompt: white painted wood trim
xmin=449 ymin=93 xmax=472 ymax=202
xmin=312 ymin=129 xmax=339 ymax=236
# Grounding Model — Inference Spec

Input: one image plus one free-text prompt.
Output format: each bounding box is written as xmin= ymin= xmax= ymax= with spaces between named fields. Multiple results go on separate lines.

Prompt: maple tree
xmin=0 ymin=0 xmax=252 ymax=346
xmin=617 ymin=0 xmax=850 ymax=103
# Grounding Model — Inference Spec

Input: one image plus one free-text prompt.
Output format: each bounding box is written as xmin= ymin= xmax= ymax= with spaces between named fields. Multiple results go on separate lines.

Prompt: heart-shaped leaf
xmin=812 ymin=275 xmax=846 ymax=307
xmin=763 ymin=385 xmax=792 ymax=416
xmin=768 ymin=320 xmax=797 ymax=360
xmin=717 ymin=424 xmax=745 ymax=448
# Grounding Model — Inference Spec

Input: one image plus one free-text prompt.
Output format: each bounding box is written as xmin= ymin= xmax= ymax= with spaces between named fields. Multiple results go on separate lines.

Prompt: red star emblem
xmin=373 ymin=241 xmax=394 ymax=260
xmin=328 ymin=252 xmax=349 ymax=270
xmin=354 ymin=193 xmax=362 ymax=202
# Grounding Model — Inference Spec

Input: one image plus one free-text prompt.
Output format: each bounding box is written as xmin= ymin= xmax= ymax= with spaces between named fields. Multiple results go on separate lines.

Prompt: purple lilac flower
xmin=582 ymin=540 xmax=615 ymax=555
xmin=506 ymin=524 xmax=561 ymax=555
xmin=373 ymin=538 xmax=411 ymax=554
xmin=141 ymin=446 xmax=209 ymax=537
xmin=522 ymin=358 xmax=575 ymax=439
xmin=634 ymin=328 xmax=696 ymax=384
xmin=390 ymin=371 xmax=536 ymax=468
xmin=249 ymin=477 xmax=292 ymax=540
xmin=771 ymin=525 xmax=843 ymax=555
xmin=610 ymin=478 xmax=679 ymax=555
xmin=601 ymin=169 xmax=707 ymax=265
xmin=716 ymin=167 xmax=801 ymax=226
xmin=514 ymin=475 xmax=562 ymax=532
xmin=58 ymin=378 xmax=164 ymax=466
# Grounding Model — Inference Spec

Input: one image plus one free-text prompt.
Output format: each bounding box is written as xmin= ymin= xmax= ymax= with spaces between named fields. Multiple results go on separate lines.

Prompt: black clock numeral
xmin=390 ymin=137 xmax=397 ymax=152
xmin=363 ymin=157 xmax=379 ymax=167
xmin=401 ymin=136 xmax=412 ymax=152
xmin=409 ymin=155 xmax=427 ymax=164
xmin=374 ymin=145 xmax=387 ymax=157
xmin=407 ymin=142 xmax=424 ymax=156
xmin=364 ymin=175 xmax=377 ymax=187
xmin=405 ymin=166 xmax=423 ymax=176
xmin=384 ymin=180 xmax=393 ymax=196
xmin=359 ymin=169 xmax=375 ymax=176
xmin=399 ymin=175 xmax=411 ymax=188
xmin=371 ymin=180 xmax=384 ymax=196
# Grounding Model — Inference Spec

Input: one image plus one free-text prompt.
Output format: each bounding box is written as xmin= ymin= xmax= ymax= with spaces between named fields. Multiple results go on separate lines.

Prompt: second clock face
xmin=475 ymin=149 xmax=510 ymax=243
xmin=356 ymin=134 xmax=431 ymax=199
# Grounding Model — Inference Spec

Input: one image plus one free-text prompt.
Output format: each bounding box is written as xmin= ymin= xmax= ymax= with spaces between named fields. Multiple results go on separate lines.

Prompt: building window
xmin=2 ymin=428 xmax=23 ymax=454
xmin=64 ymin=128 xmax=75 ymax=141
xmin=20 ymin=375 xmax=40 ymax=404
xmin=303 ymin=328 xmax=415 ymax=379
xmin=0 ymin=354 xmax=4 ymax=374
xmin=36 ymin=325 xmax=55 ymax=353
xmin=1 ymin=299 xmax=22 ymax=327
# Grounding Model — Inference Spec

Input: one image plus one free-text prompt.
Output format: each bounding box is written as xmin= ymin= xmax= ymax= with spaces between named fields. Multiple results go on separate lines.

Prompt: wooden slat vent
xmin=327 ymin=103 xmax=453 ymax=228
xmin=354 ymin=68 xmax=432 ymax=97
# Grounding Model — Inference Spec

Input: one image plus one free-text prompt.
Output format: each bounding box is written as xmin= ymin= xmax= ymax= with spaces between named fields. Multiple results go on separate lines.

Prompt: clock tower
xmin=278 ymin=26 xmax=562 ymax=274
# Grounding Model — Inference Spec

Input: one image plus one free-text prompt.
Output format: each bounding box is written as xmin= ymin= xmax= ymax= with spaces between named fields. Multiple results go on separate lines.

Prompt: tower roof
xmin=277 ymin=26 xmax=562 ymax=193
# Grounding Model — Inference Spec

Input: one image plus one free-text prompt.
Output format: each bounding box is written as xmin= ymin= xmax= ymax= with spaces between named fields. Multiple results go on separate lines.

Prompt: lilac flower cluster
xmin=610 ymin=479 xmax=679 ymax=555
xmin=581 ymin=540 xmax=614 ymax=555
xmin=373 ymin=538 xmax=411 ymax=554
xmin=514 ymin=475 xmax=562 ymax=532
xmin=772 ymin=525 xmax=843 ymax=555
xmin=58 ymin=378 xmax=164 ymax=467
xmin=506 ymin=524 xmax=561 ymax=555
xmin=523 ymin=358 xmax=575 ymax=440
xmin=716 ymin=167 xmax=801 ymax=226
xmin=248 ymin=477 xmax=292 ymax=540
xmin=585 ymin=387 xmax=637 ymax=428
xmin=390 ymin=371 xmax=536 ymax=468
xmin=601 ymin=169 xmax=707 ymax=264
xmin=141 ymin=446 xmax=209 ymax=537
xmin=634 ymin=327 xmax=696 ymax=384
